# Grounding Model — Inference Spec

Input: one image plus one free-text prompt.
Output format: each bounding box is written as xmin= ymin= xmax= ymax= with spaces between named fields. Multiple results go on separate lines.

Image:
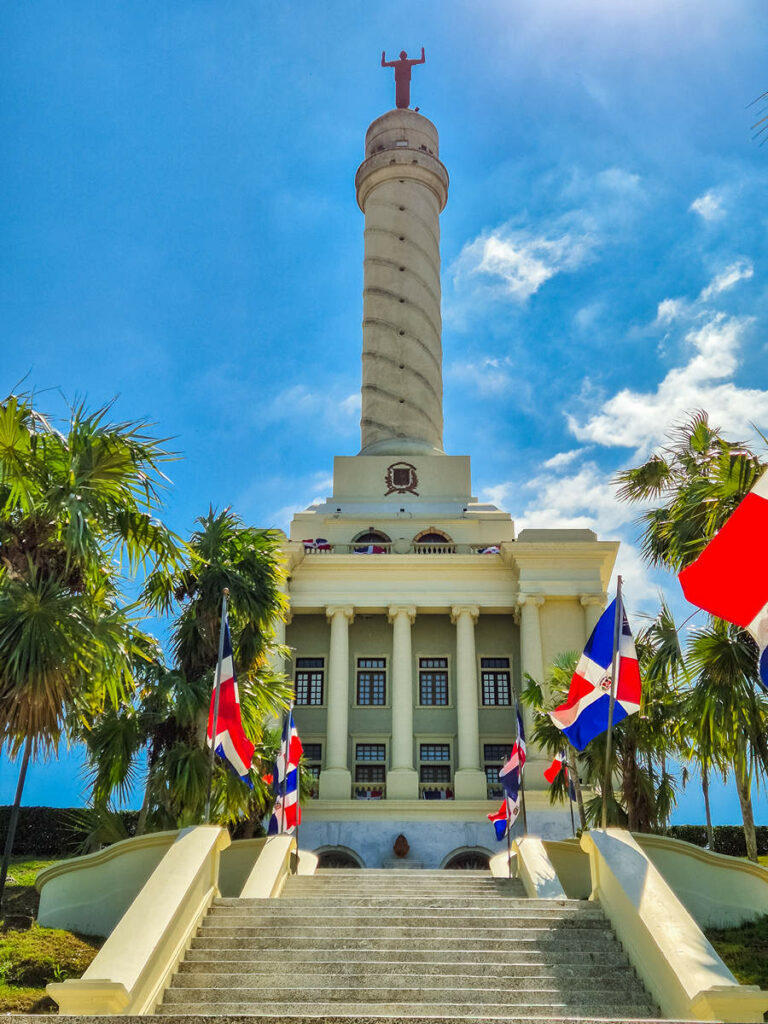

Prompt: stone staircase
xmin=158 ymin=867 xmax=662 ymax=1022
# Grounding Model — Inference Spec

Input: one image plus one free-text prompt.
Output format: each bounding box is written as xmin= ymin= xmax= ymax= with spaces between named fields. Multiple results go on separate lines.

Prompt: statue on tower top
xmin=381 ymin=48 xmax=425 ymax=110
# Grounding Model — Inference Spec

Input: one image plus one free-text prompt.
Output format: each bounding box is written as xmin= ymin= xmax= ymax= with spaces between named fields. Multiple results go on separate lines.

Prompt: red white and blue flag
xmin=353 ymin=544 xmax=385 ymax=554
xmin=544 ymin=750 xmax=577 ymax=801
xmin=679 ymin=472 xmax=768 ymax=689
xmin=206 ymin=617 xmax=255 ymax=786
xmin=488 ymin=709 xmax=526 ymax=840
xmin=549 ymin=597 xmax=641 ymax=750
xmin=268 ymin=709 xmax=303 ymax=835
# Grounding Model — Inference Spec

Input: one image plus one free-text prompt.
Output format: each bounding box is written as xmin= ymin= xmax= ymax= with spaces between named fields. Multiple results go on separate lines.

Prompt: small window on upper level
xmin=481 ymin=657 xmax=512 ymax=705
xmin=413 ymin=530 xmax=454 ymax=554
xmin=352 ymin=529 xmax=390 ymax=554
xmin=294 ymin=657 xmax=324 ymax=705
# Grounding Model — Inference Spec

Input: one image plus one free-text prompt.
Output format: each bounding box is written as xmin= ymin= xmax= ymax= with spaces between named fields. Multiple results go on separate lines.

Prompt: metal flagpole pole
xmin=204 ymin=588 xmax=229 ymax=824
xmin=506 ymin=795 xmax=512 ymax=878
xmin=280 ymin=705 xmax=290 ymax=834
xmin=515 ymin=696 xmax=528 ymax=834
xmin=601 ymin=575 xmax=623 ymax=830
xmin=566 ymin=763 xmax=576 ymax=837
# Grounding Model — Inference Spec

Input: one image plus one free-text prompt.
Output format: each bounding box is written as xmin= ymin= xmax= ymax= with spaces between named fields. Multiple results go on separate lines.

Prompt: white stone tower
xmin=355 ymin=110 xmax=449 ymax=456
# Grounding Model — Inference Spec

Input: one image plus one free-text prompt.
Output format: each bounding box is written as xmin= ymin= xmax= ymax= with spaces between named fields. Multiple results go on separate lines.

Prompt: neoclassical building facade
xmin=273 ymin=104 xmax=618 ymax=868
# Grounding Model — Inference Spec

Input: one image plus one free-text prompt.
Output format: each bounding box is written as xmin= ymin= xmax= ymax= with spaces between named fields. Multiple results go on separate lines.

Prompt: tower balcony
xmin=301 ymin=540 xmax=501 ymax=556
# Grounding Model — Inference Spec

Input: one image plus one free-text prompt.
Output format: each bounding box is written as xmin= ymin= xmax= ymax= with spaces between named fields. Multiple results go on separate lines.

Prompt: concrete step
xmin=217 ymin=896 xmax=590 ymax=910
xmin=209 ymin=904 xmax=604 ymax=919
xmin=177 ymin=959 xmax=630 ymax=979
xmin=171 ymin=970 xmax=642 ymax=991
xmin=157 ymin=1000 xmax=659 ymax=1018
xmin=184 ymin=945 xmax=630 ymax=965
xmin=203 ymin=912 xmax=608 ymax=929
xmin=151 ymin=1011 xmax=671 ymax=1019
xmin=190 ymin=936 xmax=623 ymax=955
xmin=197 ymin=923 xmax=616 ymax=941
xmin=162 ymin=986 xmax=655 ymax=1009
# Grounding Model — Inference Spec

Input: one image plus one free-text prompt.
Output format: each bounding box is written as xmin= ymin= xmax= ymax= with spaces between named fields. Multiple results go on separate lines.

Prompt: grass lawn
xmin=706 ymin=915 xmax=768 ymax=991
xmin=0 ymin=856 xmax=102 ymax=1013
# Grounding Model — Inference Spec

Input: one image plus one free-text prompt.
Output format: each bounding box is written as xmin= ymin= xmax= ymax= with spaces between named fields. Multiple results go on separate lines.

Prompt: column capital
xmin=517 ymin=594 xmax=546 ymax=609
xmin=450 ymin=605 xmax=479 ymax=624
xmin=326 ymin=604 xmax=355 ymax=624
xmin=580 ymin=593 xmax=607 ymax=608
xmin=388 ymin=605 xmax=417 ymax=624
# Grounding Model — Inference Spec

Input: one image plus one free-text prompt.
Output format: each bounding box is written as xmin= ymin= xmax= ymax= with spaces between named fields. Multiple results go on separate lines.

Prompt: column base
xmin=453 ymin=768 xmax=488 ymax=800
xmin=319 ymin=768 xmax=352 ymax=800
xmin=386 ymin=768 xmax=419 ymax=800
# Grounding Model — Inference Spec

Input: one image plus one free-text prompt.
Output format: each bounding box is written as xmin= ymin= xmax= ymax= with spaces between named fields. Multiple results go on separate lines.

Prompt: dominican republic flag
xmin=499 ymin=708 xmax=526 ymax=802
xmin=488 ymin=794 xmax=520 ymax=841
xmin=206 ymin=617 xmax=255 ymax=786
xmin=544 ymin=752 xmax=565 ymax=784
xmin=679 ymin=472 xmax=768 ymax=689
xmin=544 ymin=751 xmax=577 ymax=800
xmin=549 ymin=597 xmax=641 ymax=750
xmin=303 ymin=538 xmax=331 ymax=551
xmin=353 ymin=544 xmax=385 ymax=554
xmin=268 ymin=710 xmax=303 ymax=835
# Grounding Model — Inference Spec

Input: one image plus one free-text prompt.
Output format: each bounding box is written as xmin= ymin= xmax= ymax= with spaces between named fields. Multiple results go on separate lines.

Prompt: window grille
xmin=419 ymin=657 xmax=448 ymax=705
xmin=357 ymin=658 xmax=386 ymax=705
xmin=295 ymin=657 xmax=324 ymax=705
xmin=480 ymin=657 xmax=511 ymax=705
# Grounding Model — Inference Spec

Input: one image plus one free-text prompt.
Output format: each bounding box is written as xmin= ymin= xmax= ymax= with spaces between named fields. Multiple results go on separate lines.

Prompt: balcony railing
xmin=353 ymin=784 xmax=386 ymax=799
xmin=419 ymin=784 xmax=455 ymax=800
xmin=302 ymin=541 xmax=503 ymax=556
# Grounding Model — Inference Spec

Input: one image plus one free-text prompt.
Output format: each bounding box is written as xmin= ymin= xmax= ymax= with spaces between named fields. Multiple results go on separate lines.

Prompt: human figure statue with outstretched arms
xmin=381 ymin=48 xmax=426 ymax=109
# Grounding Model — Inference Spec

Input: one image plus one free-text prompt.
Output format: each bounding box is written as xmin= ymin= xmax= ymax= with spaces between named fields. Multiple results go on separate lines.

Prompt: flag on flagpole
xmin=206 ymin=616 xmax=255 ymax=786
xmin=268 ymin=710 xmax=303 ymax=835
xmin=489 ymin=710 xmax=526 ymax=841
xmin=549 ymin=596 xmax=641 ymax=750
xmin=544 ymin=752 xmax=565 ymax=784
xmin=678 ymin=471 xmax=768 ymax=689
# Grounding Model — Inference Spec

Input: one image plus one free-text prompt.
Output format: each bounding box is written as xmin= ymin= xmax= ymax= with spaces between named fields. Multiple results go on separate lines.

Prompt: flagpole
xmin=204 ymin=588 xmax=229 ymax=825
xmin=505 ymin=796 xmax=512 ymax=878
xmin=515 ymin=697 xmax=528 ymax=834
xmin=601 ymin=575 xmax=623 ymax=830
xmin=280 ymin=704 xmax=291 ymax=834
xmin=566 ymin=765 xmax=576 ymax=837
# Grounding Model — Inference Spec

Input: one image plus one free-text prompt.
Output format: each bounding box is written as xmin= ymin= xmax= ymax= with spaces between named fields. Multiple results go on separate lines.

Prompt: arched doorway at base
xmin=441 ymin=847 xmax=492 ymax=870
xmin=315 ymin=845 xmax=365 ymax=868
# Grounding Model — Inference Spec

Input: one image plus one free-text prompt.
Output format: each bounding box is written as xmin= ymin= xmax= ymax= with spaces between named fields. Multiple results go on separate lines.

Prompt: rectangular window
xmin=354 ymin=742 xmax=386 ymax=799
xmin=418 ymin=742 xmax=453 ymax=799
xmin=419 ymin=657 xmax=449 ymax=705
xmin=294 ymin=657 xmax=324 ymax=705
xmin=357 ymin=657 xmax=386 ymax=705
xmin=484 ymin=742 xmax=508 ymax=800
xmin=303 ymin=742 xmax=322 ymax=798
xmin=481 ymin=657 xmax=511 ymax=706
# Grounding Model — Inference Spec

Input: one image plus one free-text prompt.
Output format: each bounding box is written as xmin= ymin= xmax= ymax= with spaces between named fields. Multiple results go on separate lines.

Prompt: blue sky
xmin=3 ymin=1 xmax=768 ymax=824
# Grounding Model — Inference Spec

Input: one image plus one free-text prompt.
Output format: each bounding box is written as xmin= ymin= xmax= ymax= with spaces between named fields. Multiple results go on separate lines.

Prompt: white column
xmin=451 ymin=605 xmax=486 ymax=800
xmin=387 ymin=605 xmax=418 ymax=799
xmin=268 ymin=607 xmax=290 ymax=676
xmin=517 ymin=594 xmax=549 ymax=784
xmin=580 ymin=594 xmax=607 ymax=639
xmin=318 ymin=605 xmax=354 ymax=800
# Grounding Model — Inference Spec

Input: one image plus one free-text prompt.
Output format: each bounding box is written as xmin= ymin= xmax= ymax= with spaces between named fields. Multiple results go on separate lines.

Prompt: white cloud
xmin=446 ymin=355 xmax=515 ymax=395
xmin=655 ymin=297 xmax=688 ymax=325
xmin=699 ymin=258 xmax=753 ymax=301
xmin=569 ymin=313 xmax=762 ymax=454
xmin=453 ymin=228 xmax=595 ymax=303
xmin=542 ymin=447 xmax=590 ymax=470
xmin=266 ymin=384 xmax=360 ymax=434
xmin=690 ymin=189 xmax=725 ymax=221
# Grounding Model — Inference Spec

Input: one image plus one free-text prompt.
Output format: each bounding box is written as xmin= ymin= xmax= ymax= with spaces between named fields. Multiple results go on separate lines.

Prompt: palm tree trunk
xmin=567 ymin=747 xmax=587 ymax=830
xmin=701 ymin=762 xmax=714 ymax=849
xmin=0 ymin=741 xmax=32 ymax=908
xmin=623 ymin=743 xmax=639 ymax=832
xmin=733 ymin=746 xmax=758 ymax=863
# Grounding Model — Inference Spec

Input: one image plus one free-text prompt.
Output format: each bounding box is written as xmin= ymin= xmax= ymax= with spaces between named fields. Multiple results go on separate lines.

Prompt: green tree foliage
xmin=83 ymin=508 xmax=294 ymax=831
xmin=0 ymin=392 xmax=185 ymax=899
xmin=616 ymin=412 xmax=768 ymax=860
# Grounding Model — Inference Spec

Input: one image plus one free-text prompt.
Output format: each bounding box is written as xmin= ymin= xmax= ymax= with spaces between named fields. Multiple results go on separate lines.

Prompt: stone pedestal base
xmin=319 ymin=768 xmax=352 ymax=800
xmin=453 ymin=768 xmax=488 ymax=800
xmin=386 ymin=768 xmax=419 ymax=800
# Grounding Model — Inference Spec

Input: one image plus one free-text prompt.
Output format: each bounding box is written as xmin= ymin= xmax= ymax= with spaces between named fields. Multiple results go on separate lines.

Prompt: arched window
xmin=413 ymin=530 xmax=454 ymax=554
xmin=442 ymin=849 xmax=491 ymax=870
xmin=316 ymin=846 xmax=364 ymax=868
xmin=351 ymin=529 xmax=391 ymax=553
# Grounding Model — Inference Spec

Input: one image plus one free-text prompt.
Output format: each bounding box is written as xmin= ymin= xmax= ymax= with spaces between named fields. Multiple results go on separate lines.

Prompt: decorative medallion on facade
xmin=384 ymin=461 xmax=419 ymax=496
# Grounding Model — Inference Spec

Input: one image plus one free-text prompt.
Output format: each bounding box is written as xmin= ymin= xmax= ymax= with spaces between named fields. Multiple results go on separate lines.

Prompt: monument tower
xmin=275 ymin=53 xmax=618 ymax=868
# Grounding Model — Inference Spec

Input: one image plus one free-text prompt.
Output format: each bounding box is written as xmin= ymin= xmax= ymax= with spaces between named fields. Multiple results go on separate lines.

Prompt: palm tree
xmin=0 ymin=392 xmax=185 ymax=903
xmin=616 ymin=413 xmax=768 ymax=854
xmin=685 ymin=620 xmax=768 ymax=862
xmin=84 ymin=507 xmax=293 ymax=830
